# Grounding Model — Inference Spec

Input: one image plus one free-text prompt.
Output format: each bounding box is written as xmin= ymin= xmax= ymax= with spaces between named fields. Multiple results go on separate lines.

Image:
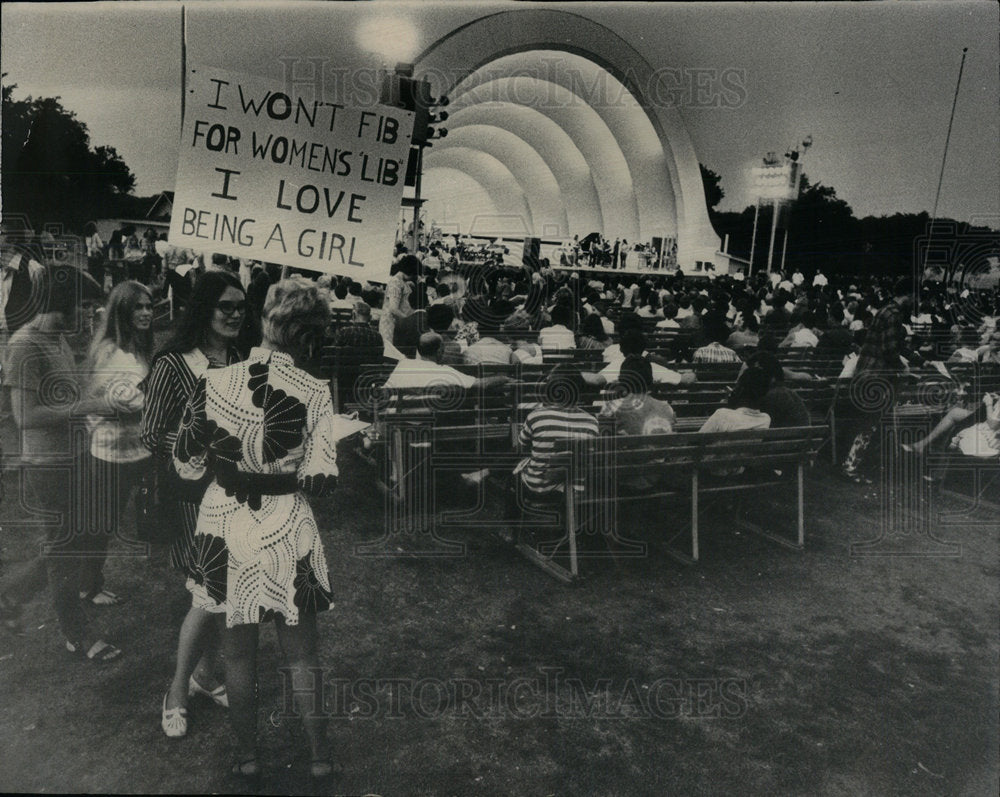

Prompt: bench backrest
xmin=553 ymin=426 xmax=828 ymax=476
xmin=542 ymin=348 xmax=606 ymax=364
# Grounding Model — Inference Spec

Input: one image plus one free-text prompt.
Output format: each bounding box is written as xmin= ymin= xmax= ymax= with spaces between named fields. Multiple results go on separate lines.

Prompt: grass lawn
xmin=1 ymin=429 xmax=997 ymax=796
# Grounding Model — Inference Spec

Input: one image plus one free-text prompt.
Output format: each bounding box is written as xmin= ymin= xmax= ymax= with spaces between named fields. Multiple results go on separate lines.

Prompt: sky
xmin=2 ymin=0 xmax=998 ymax=224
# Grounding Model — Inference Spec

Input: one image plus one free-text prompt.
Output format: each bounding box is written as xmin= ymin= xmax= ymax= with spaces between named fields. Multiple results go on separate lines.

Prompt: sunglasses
xmin=216 ymin=301 xmax=247 ymax=317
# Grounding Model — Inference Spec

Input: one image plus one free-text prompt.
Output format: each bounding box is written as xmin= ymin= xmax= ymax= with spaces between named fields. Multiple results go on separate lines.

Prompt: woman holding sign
xmin=172 ymin=277 xmax=338 ymax=779
xmin=378 ymin=253 xmax=418 ymax=347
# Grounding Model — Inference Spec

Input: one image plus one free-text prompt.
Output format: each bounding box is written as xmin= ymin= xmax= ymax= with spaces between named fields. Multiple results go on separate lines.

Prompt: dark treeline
xmin=702 ymin=165 xmax=998 ymax=280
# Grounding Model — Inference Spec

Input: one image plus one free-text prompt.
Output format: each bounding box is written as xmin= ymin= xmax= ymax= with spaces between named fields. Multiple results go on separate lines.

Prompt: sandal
xmin=66 ymin=639 xmax=123 ymax=662
xmin=80 ymin=590 xmax=125 ymax=606
xmin=231 ymin=758 xmax=261 ymax=779
xmin=189 ymin=675 xmax=229 ymax=708
xmin=161 ymin=693 xmax=188 ymax=738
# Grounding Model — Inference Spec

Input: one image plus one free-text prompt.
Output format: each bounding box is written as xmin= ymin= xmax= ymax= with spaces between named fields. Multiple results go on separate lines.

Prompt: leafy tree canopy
xmin=704 ymin=167 xmax=996 ymax=277
xmin=699 ymin=163 xmax=725 ymax=211
xmin=2 ymin=75 xmax=135 ymax=232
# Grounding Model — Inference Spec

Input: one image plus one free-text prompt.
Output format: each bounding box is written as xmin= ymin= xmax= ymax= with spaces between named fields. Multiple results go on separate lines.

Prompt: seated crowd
xmin=5 ymin=225 xmax=998 ymax=498
xmin=310 ymin=250 xmax=998 ymax=492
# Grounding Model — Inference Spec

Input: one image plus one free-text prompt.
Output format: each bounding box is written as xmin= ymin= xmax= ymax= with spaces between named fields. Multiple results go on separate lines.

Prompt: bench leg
xmin=514 ymin=543 xmax=576 ymax=583
xmin=692 ymin=468 xmax=699 ymax=561
xmin=392 ymin=429 xmax=406 ymax=506
xmin=732 ymin=466 xmax=806 ymax=551
xmin=513 ymin=485 xmax=580 ymax=584
xmin=566 ymin=486 xmax=579 ymax=578
xmin=939 ymin=466 xmax=1000 ymax=514
xmin=829 ymin=408 xmax=837 ymax=465
xmin=664 ymin=469 xmax=699 ymax=566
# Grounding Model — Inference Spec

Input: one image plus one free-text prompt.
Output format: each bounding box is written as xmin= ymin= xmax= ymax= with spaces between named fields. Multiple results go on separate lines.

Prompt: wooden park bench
xmin=515 ymin=425 xmax=829 ymax=581
xmin=327 ymin=307 xmax=355 ymax=329
xmin=926 ymin=447 xmax=1000 ymax=514
xmin=542 ymin=348 xmax=606 ymax=365
xmin=317 ymin=345 xmax=392 ymax=413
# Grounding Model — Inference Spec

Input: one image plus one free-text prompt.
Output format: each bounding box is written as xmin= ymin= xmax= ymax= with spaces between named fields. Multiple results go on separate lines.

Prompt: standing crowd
xmin=2 ymin=226 xmax=343 ymax=779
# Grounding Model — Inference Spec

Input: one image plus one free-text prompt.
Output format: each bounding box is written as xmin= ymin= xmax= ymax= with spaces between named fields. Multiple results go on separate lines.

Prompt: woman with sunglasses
xmin=141 ymin=270 xmax=254 ymax=737
xmin=78 ymin=281 xmax=155 ymax=609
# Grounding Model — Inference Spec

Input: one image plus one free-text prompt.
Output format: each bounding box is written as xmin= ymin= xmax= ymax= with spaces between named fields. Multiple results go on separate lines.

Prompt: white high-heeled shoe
xmin=188 ymin=675 xmax=229 ymax=708
xmin=161 ymin=694 xmax=188 ymax=738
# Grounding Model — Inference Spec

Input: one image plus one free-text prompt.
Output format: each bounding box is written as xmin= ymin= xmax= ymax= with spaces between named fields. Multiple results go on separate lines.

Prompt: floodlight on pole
xmin=749 ymin=136 xmax=813 ymax=276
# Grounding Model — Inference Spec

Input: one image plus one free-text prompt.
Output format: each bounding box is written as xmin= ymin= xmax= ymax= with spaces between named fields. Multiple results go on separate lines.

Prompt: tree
xmin=699 ymin=163 xmax=725 ymax=212
xmin=2 ymin=75 xmax=135 ymax=231
xmin=784 ymin=175 xmax=861 ymax=273
xmin=703 ymin=162 xmax=997 ymax=277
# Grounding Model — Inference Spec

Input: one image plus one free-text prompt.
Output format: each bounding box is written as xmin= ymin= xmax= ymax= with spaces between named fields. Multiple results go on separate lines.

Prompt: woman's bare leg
xmin=166 ymin=606 xmax=222 ymax=710
xmin=274 ymin=615 xmax=328 ymax=763
xmin=907 ymin=406 xmax=975 ymax=453
xmin=223 ymin=623 xmax=260 ymax=762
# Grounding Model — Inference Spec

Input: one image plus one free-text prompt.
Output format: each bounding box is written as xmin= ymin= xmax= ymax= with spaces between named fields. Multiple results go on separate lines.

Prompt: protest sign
xmin=169 ymin=65 xmax=414 ymax=283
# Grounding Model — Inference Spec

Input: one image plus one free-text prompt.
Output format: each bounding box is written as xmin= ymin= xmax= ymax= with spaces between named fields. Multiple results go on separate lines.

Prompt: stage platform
xmin=550 ymin=263 xmax=716 ymax=280
xmin=444 ymin=259 xmax=716 ymax=281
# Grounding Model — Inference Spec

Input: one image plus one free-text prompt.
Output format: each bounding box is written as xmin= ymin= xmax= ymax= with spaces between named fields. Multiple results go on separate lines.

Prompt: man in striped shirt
xmin=516 ymin=365 xmax=600 ymax=494
xmin=692 ymin=313 xmax=742 ymax=363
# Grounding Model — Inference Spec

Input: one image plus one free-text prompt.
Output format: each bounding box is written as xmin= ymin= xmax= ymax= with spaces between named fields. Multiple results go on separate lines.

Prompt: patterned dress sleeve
xmin=172 ymin=376 xmax=210 ymax=481
xmin=141 ymin=356 xmax=183 ymax=456
xmin=297 ymin=388 xmax=339 ymax=496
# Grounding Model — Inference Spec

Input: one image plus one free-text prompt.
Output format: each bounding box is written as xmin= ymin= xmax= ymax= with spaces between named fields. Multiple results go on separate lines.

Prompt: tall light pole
xmin=750 ymin=138 xmax=812 ymax=277
xmin=748 ymin=197 xmax=761 ymax=278
xmin=765 ymin=195 xmax=781 ymax=273
xmin=411 ymin=145 xmax=422 ymax=252
xmin=779 ymin=135 xmax=812 ymax=274
xmin=749 ymin=150 xmax=782 ymax=278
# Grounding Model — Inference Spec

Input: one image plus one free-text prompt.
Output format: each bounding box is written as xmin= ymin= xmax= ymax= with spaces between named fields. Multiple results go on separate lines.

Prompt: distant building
xmin=94 ymin=191 xmax=173 ymax=241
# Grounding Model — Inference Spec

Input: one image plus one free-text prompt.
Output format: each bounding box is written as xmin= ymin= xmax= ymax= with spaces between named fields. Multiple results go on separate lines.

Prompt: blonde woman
xmin=80 ymin=281 xmax=154 ymax=606
xmin=173 ymin=277 xmax=338 ymax=779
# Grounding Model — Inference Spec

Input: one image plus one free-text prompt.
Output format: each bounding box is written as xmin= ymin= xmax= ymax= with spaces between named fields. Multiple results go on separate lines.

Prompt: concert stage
xmin=446 ymin=258 xmax=715 ymax=282
xmin=549 ymin=263 xmax=716 ymax=280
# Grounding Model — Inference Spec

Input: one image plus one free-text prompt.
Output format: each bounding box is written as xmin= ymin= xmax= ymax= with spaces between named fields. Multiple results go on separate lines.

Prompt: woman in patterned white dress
xmin=173 ymin=277 xmax=338 ymax=779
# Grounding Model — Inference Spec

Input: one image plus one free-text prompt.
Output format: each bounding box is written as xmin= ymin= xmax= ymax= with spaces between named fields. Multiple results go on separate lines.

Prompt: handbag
xmin=135 ymin=458 xmax=182 ymax=545
xmin=135 ymin=453 xmax=212 ymax=545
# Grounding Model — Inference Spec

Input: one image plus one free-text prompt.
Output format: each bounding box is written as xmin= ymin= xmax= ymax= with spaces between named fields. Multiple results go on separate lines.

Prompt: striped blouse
xmin=517 ymin=406 xmax=600 ymax=494
xmin=140 ymin=348 xmax=241 ymax=458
